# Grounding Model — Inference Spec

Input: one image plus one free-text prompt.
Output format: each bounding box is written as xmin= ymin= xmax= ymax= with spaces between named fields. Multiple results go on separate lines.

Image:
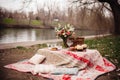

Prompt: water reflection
xmin=35 ymin=29 xmax=56 ymax=40
xmin=0 ymin=28 xmax=56 ymax=43
xmin=0 ymin=28 xmax=109 ymax=43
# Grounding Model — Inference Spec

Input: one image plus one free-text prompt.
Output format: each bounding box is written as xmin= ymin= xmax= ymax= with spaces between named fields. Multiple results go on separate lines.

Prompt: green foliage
xmin=85 ymin=36 xmax=120 ymax=67
xmin=2 ymin=18 xmax=16 ymax=24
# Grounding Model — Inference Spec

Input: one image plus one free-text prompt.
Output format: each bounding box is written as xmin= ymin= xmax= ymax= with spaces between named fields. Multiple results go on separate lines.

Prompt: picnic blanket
xmin=4 ymin=49 xmax=116 ymax=80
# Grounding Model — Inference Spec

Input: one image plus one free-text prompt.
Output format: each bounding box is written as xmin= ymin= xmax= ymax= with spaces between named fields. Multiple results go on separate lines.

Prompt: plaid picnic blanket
xmin=4 ymin=49 xmax=116 ymax=80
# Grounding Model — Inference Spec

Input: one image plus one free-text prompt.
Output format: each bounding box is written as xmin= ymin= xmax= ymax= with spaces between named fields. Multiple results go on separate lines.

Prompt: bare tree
xmin=70 ymin=0 xmax=120 ymax=34
xmin=98 ymin=0 xmax=120 ymax=35
xmin=28 ymin=11 xmax=33 ymax=25
xmin=66 ymin=1 xmax=113 ymax=33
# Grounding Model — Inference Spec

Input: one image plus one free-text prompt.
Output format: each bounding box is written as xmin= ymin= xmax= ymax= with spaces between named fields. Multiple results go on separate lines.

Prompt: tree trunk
xmin=98 ymin=0 xmax=120 ymax=35
xmin=109 ymin=2 xmax=120 ymax=34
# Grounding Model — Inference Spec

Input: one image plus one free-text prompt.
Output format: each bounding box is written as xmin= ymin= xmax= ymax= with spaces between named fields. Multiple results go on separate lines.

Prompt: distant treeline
xmin=0 ymin=3 xmax=114 ymax=33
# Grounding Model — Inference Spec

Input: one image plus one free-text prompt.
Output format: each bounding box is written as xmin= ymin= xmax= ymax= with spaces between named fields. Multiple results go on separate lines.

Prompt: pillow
xmin=51 ymin=68 xmax=79 ymax=75
xmin=33 ymin=64 xmax=56 ymax=74
xmin=29 ymin=54 xmax=46 ymax=64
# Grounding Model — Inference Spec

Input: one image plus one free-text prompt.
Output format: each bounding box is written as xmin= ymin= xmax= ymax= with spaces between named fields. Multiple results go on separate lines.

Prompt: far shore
xmin=0 ymin=34 xmax=111 ymax=49
xmin=0 ymin=23 xmax=54 ymax=29
xmin=0 ymin=23 xmax=100 ymax=30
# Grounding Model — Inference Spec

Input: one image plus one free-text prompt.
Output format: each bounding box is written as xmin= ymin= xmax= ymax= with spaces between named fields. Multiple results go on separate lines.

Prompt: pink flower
xmin=66 ymin=31 xmax=71 ymax=35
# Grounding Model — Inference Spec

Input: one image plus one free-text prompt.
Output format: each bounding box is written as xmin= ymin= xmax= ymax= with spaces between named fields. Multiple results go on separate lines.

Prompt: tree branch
xmin=103 ymin=4 xmax=112 ymax=12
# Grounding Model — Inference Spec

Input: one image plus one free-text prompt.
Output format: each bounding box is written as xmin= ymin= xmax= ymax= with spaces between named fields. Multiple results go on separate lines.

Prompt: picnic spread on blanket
xmin=4 ymin=25 xmax=116 ymax=80
xmin=4 ymin=48 xmax=116 ymax=80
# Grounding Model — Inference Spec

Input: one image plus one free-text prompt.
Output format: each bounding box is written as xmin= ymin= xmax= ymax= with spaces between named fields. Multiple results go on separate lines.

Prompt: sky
xmin=0 ymin=0 xmax=69 ymax=13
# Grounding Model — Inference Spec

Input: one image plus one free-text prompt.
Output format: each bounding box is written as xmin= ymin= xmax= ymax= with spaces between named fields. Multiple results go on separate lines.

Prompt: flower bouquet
xmin=55 ymin=24 xmax=75 ymax=48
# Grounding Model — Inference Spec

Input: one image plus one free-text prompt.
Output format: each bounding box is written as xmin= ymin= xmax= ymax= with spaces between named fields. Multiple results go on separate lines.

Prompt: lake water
xmin=0 ymin=28 xmax=108 ymax=44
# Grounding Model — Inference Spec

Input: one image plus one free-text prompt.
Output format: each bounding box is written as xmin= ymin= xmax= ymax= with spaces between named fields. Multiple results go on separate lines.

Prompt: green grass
xmin=1 ymin=18 xmax=68 ymax=27
xmin=31 ymin=20 xmax=42 ymax=26
xmin=1 ymin=18 xmax=43 ymax=26
xmin=85 ymin=35 xmax=120 ymax=67
xmin=16 ymin=46 xmax=27 ymax=50
xmin=2 ymin=18 xmax=16 ymax=24
xmin=36 ymin=44 xmax=47 ymax=48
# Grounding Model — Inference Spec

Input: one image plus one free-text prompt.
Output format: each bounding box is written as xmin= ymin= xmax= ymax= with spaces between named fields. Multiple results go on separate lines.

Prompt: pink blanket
xmin=4 ymin=49 xmax=116 ymax=80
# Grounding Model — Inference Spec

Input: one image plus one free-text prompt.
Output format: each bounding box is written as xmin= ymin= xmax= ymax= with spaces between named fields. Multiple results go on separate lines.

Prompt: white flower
xmin=69 ymin=27 xmax=74 ymax=32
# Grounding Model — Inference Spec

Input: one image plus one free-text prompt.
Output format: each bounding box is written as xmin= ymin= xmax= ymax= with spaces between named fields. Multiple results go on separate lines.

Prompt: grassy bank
xmin=2 ymin=18 xmax=42 ymax=26
xmin=0 ymin=18 xmax=60 ymax=28
xmin=85 ymin=35 xmax=120 ymax=67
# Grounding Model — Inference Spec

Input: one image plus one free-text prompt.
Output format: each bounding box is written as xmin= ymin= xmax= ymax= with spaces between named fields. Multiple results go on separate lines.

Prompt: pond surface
xmin=0 ymin=28 xmax=108 ymax=43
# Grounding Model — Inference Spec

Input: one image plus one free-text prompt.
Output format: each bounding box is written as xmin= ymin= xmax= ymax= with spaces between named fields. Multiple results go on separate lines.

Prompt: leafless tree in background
xmin=0 ymin=0 xmax=117 ymax=34
xmin=70 ymin=0 xmax=120 ymax=34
